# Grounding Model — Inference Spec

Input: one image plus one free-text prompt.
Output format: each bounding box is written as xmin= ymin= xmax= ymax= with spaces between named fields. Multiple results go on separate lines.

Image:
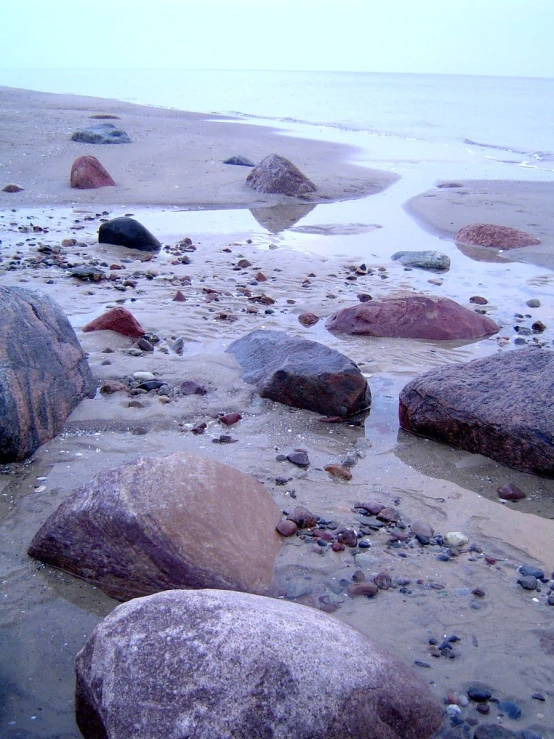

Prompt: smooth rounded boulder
xmin=326 ymin=294 xmax=499 ymax=341
xmin=455 ymin=223 xmax=540 ymax=249
xmin=75 ymin=589 xmax=444 ymax=739
xmin=70 ymin=155 xmax=116 ymax=189
xmin=0 ymin=286 xmax=95 ymax=463
xmin=391 ymin=250 xmax=450 ymax=271
xmin=28 ymin=452 xmax=283 ymax=600
xmin=98 ymin=217 xmax=161 ymax=251
xmin=246 ymin=153 xmax=317 ymax=196
xmin=71 ymin=123 xmax=131 ymax=144
xmin=399 ymin=347 xmax=554 ymax=475
xmin=227 ymin=329 xmax=371 ymax=417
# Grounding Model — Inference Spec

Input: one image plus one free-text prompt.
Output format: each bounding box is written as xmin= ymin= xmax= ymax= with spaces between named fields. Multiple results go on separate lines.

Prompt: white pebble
xmin=133 ymin=371 xmax=155 ymax=381
xmin=444 ymin=531 xmax=469 ymax=547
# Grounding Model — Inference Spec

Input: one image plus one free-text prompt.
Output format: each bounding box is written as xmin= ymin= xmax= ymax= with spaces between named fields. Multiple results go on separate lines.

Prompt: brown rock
xmin=348 ymin=582 xmax=379 ymax=597
xmin=411 ymin=520 xmax=434 ymax=538
xmin=82 ymin=306 xmax=145 ymax=338
xmin=99 ymin=380 xmax=127 ymax=395
xmin=456 ymin=223 xmax=540 ymax=249
xmin=325 ymin=464 xmax=352 ymax=480
xmin=338 ymin=529 xmax=358 ymax=547
xmin=287 ymin=506 xmax=317 ymax=529
xmin=469 ymin=295 xmax=488 ymax=305
xmin=246 ymin=153 xmax=317 ymax=196
xmin=0 ymin=287 xmax=95 ymax=462
xmin=219 ymin=412 xmax=242 ymax=426
xmin=377 ymin=507 xmax=400 ymax=523
xmin=173 ymin=290 xmax=186 ymax=302
xmin=1 ymin=183 xmax=24 ymax=193
xmin=298 ymin=312 xmax=320 ymax=327
xmin=354 ymin=500 xmax=385 ymax=515
xmin=399 ymin=347 xmax=554 ymax=475
xmin=497 ymin=483 xmax=526 ymax=501
xmin=326 ymin=294 xmax=499 ymax=340
xmin=180 ymin=380 xmax=207 ymax=396
xmin=277 ymin=519 xmax=298 ymax=537
xmin=70 ymin=156 xmax=116 ymax=189
xmin=374 ymin=572 xmax=392 ymax=590
xmin=28 ymin=452 xmax=282 ymax=600
xmin=75 ymin=589 xmax=443 ymax=739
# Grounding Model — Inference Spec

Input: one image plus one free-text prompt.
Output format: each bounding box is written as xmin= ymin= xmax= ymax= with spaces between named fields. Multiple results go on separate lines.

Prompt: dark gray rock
xmin=0 ymin=287 xmax=95 ymax=463
xmin=246 ymin=153 xmax=317 ymax=196
xmin=392 ymin=250 xmax=451 ymax=271
xmin=399 ymin=347 xmax=554 ymax=475
xmin=227 ymin=329 xmax=370 ymax=418
xmin=473 ymin=726 xmax=518 ymax=738
xmin=71 ymin=123 xmax=131 ymax=144
xmin=98 ymin=217 xmax=161 ymax=252
xmin=224 ymin=155 xmax=255 ymax=166
xmin=75 ymin=589 xmax=444 ymax=739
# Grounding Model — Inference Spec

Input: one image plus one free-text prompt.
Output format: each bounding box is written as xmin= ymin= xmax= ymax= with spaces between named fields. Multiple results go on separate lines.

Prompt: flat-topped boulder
xmin=246 ymin=153 xmax=317 ymax=196
xmin=399 ymin=347 xmax=554 ymax=475
xmin=71 ymin=122 xmax=131 ymax=144
xmin=227 ymin=329 xmax=370 ymax=417
xmin=455 ymin=223 xmax=540 ymax=250
xmin=0 ymin=286 xmax=95 ymax=462
xmin=75 ymin=589 xmax=444 ymax=739
xmin=98 ymin=217 xmax=161 ymax=251
xmin=70 ymin=155 xmax=116 ymax=189
xmin=28 ymin=452 xmax=283 ymax=600
xmin=326 ymin=294 xmax=499 ymax=341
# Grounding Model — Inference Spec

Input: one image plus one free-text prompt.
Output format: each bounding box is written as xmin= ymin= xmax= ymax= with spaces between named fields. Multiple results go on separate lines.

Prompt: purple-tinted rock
xmin=411 ymin=521 xmax=434 ymax=538
xmin=497 ymin=483 xmax=526 ymax=501
xmin=287 ymin=449 xmax=310 ymax=467
xmin=70 ymin=155 xmax=116 ymax=189
xmin=28 ymin=452 xmax=282 ymax=600
xmin=276 ymin=520 xmax=298 ymax=537
xmin=82 ymin=306 xmax=145 ymax=338
xmin=348 ymin=582 xmax=379 ymax=597
xmin=287 ymin=506 xmax=317 ymax=529
xmin=0 ymin=287 xmax=95 ymax=462
xmin=399 ymin=347 xmax=554 ymax=475
xmin=326 ymin=294 xmax=498 ymax=340
xmin=246 ymin=153 xmax=317 ymax=196
xmin=456 ymin=223 xmax=540 ymax=250
xmin=75 ymin=589 xmax=443 ymax=739
xmin=354 ymin=499 xmax=385 ymax=515
xmin=227 ymin=329 xmax=371 ymax=418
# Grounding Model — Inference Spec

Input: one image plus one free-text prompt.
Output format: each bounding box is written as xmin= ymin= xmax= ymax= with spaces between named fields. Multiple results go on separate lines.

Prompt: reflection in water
xmin=249 ymin=203 xmax=316 ymax=233
xmin=455 ymin=240 xmax=515 ymax=263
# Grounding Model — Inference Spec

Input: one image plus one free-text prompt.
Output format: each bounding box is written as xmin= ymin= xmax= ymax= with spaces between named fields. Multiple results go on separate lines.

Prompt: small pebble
xmin=467 ymin=685 xmax=492 ymax=702
xmin=497 ymin=700 xmax=521 ymax=719
xmin=276 ymin=520 xmax=297 ymax=537
xmin=518 ymin=575 xmax=538 ymax=591
xmin=526 ymin=298 xmax=540 ymax=308
xmin=287 ymin=449 xmax=310 ymax=467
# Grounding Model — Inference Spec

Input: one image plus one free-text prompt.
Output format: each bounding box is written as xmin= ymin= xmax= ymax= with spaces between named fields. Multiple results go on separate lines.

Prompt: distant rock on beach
xmin=70 ymin=155 xmax=116 ymax=189
xmin=455 ymin=223 xmax=540 ymax=250
xmin=223 ymin=154 xmax=255 ymax=166
xmin=246 ymin=153 xmax=317 ymax=196
xmin=98 ymin=217 xmax=161 ymax=251
xmin=71 ymin=122 xmax=131 ymax=144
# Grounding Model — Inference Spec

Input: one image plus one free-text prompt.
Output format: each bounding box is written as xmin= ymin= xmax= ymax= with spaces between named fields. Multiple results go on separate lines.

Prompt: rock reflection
xmin=249 ymin=203 xmax=316 ymax=233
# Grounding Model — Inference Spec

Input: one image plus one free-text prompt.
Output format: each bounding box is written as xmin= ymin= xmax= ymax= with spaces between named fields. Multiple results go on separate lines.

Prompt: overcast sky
xmin=1 ymin=0 xmax=552 ymax=78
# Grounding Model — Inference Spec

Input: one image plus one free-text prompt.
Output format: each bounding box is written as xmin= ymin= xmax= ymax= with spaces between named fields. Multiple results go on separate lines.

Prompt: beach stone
xmin=348 ymin=582 xmax=379 ymax=597
xmin=287 ymin=506 xmax=317 ymax=529
xmin=411 ymin=521 xmax=434 ymax=539
xmin=82 ymin=306 xmax=145 ymax=338
xmin=497 ymin=483 xmax=526 ymax=501
xmin=246 ymin=153 xmax=317 ymax=196
xmin=287 ymin=449 xmax=310 ymax=467
xmin=276 ymin=520 xmax=298 ymax=537
xmin=71 ymin=122 xmax=131 ymax=144
xmin=223 ymin=155 xmax=255 ymax=166
xmin=526 ymin=298 xmax=541 ymax=308
xmin=391 ymin=250 xmax=450 ymax=271
xmin=70 ymin=155 xmax=116 ymax=189
xmin=1 ymin=183 xmax=24 ymax=193
xmin=28 ymin=452 xmax=282 ymax=600
xmin=326 ymin=294 xmax=498 ymax=340
xmin=497 ymin=700 xmax=521 ymax=719
xmin=298 ymin=312 xmax=320 ymax=327
xmin=467 ymin=685 xmax=492 ymax=702
xmin=227 ymin=329 xmax=371 ymax=417
xmin=518 ymin=575 xmax=538 ymax=591
xmin=399 ymin=347 xmax=554 ymax=475
xmin=455 ymin=223 xmax=540 ymax=250
xmin=98 ymin=217 xmax=161 ymax=251
xmin=473 ymin=727 xmax=518 ymax=739
xmin=325 ymin=463 xmax=352 ymax=480
xmin=444 ymin=532 xmax=469 ymax=547
xmin=75 ymin=589 xmax=443 ymax=739
xmin=470 ymin=295 xmax=489 ymax=305
xmin=0 ymin=286 xmax=95 ymax=463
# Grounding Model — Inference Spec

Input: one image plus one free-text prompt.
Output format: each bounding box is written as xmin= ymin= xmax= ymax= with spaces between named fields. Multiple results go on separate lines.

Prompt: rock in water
xmin=399 ymin=347 xmax=554 ymax=475
xmin=71 ymin=123 xmax=131 ymax=144
xmin=246 ymin=153 xmax=317 ymax=196
xmin=227 ymin=329 xmax=370 ymax=417
xmin=82 ymin=306 xmax=145 ymax=338
xmin=70 ymin=156 xmax=116 ymax=189
xmin=98 ymin=217 xmax=161 ymax=251
xmin=75 ymin=589 xmax=444 ymax=739
xmin=28 ymin=452 xmax=283 ymax=600
xmin=0 ymin=287 xmax=95 ymax=463
xmin=327 ymin=294 xmax=498 ymax=340
xmin=391 ymin=250 xmax=451 ymax=271
xmin=455 ymin=223 xmax=540 ymax=249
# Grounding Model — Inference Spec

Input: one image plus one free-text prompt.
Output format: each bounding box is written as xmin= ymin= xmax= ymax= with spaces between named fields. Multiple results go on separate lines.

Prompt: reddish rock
xmin=0 ymin=287 xmax=95 ymax=462
xmin=326 ymin=295 xmax=499 ymax=340
xmin=219 ymin=412 xmax=242 ymax=426
xmin=298 ymin=312 xmax=320 ymax=327
xmin=374 ymin=573 xmax=392 ymax=590
xmin=246 ymin=154 xmax=317 ymax=196
xmin=354 ymin=500 xmax=385 ymax=515
xmin=82 ymin=307 xmax=145 ymax=338
xmin=455 ymin=223 xmax=540 ymax=250
xmin=70 ymin=156 xmax=116 ymax=189
xmin=325 ymin=464 xmax=352 ymax=480
xmin=173 ymin=290 xmax=186 ymax=302
xmin=411 ymin=521 xmax=434 ymax=538
xmin=338 ymin=529 xmax=358 ymax=547
xmin=399 ymin=347 xmax=554 ymax=475
xmin=497 ymin=483 xmax=526 ymax=501
xmin=377 ymin=507 xmax=400 ymax=523
xmin=227 ymin=329 xmax=371 ymax=418
xmin=287 ymin=506 xmax=317 ymax=529
xmin=470 ymin=296 xmax=488 ymax=305
xmin=28 ymin=452 xmax=282 ymax=600
xmin=277 ymin=520 xmax=298 ymax=537
xmin=348 ymin=582 xmax=378 ymax=597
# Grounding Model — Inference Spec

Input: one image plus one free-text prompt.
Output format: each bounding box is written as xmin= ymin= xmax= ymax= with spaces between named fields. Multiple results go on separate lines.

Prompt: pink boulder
xmin=326 ymin=295 xmax=499 ymax=341
xmin=82 ymin=307 xmax=145 ymax=338
xmin=70 ymin=156 xmax=116 ymax=189
xmin=455 ymin=223 xmax=540 ymax=250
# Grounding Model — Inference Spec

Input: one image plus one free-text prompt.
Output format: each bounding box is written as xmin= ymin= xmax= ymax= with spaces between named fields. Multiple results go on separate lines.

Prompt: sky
xmin=0 ymin=0 xmax=553 ymax=78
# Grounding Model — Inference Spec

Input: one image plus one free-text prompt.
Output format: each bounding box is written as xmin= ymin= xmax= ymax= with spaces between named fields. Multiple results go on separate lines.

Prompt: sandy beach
xmin=1 ymin=87 xmax=554 ymax=737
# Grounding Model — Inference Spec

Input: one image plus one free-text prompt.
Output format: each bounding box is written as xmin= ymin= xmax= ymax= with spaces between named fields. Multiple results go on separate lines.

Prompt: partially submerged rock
xmin=28 ymin=452 xmax=283 ymax=600
xmin=246 ymin=153 xmax=317 ymax=196
xmin=75 ymin=589 xmax=444 ymax=739
xmin=392 ymin=250 xmax=450 ymax=271
xmin=455 ymin=223 xmax=540 ymax=250
xmin=98 ymin=217 xmax=161 ymax=251
xmin=71 ymin=123 xmax=131 ymax=144
xmin=70 ymin=155 xmax=116 ymax=189
xmin=223 ymin=154 xmax=255 ymax=166
xmin=82 ymin=306 xmax=145 ymax=338
xmin=227 ymin=329 xmax=370 ymax=417
xmin=327 ymin=294 xmax=499 ymax=341
xmin=399 ymin=347 xmax=554 ymax=475
xmin=0 ymin=286 xmax=95 ymax=462
xmin=1 ymin=183 xmax=24 ymax=193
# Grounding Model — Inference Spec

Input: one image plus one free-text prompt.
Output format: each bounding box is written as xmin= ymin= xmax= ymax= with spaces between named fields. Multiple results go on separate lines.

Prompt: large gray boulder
xmin=227 ymin=329 xmax=371 ymax=417
xmin=98 ymin=217 xmax=161 ymax=251
xmin=0 ymin=286 xmax=95 ymax=462
xmin=71 ymin=122 xmax=131 ymax=144
xmin=399 ymin=347 xmax=554 ymax=475
xmin=28 ymin=452 xmax=283 ymax=600
xmin=75 ymin=589 xmax=444 ymax=739
xmin=391 ymin=250 xmax=450 ymax=271
xmin=246 ymin=153 xmax=317 ymax=196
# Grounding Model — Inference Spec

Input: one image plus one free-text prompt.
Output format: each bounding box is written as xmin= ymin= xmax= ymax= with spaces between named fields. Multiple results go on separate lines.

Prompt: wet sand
xmin=1 ymin=89 xmax=554 ymax=737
